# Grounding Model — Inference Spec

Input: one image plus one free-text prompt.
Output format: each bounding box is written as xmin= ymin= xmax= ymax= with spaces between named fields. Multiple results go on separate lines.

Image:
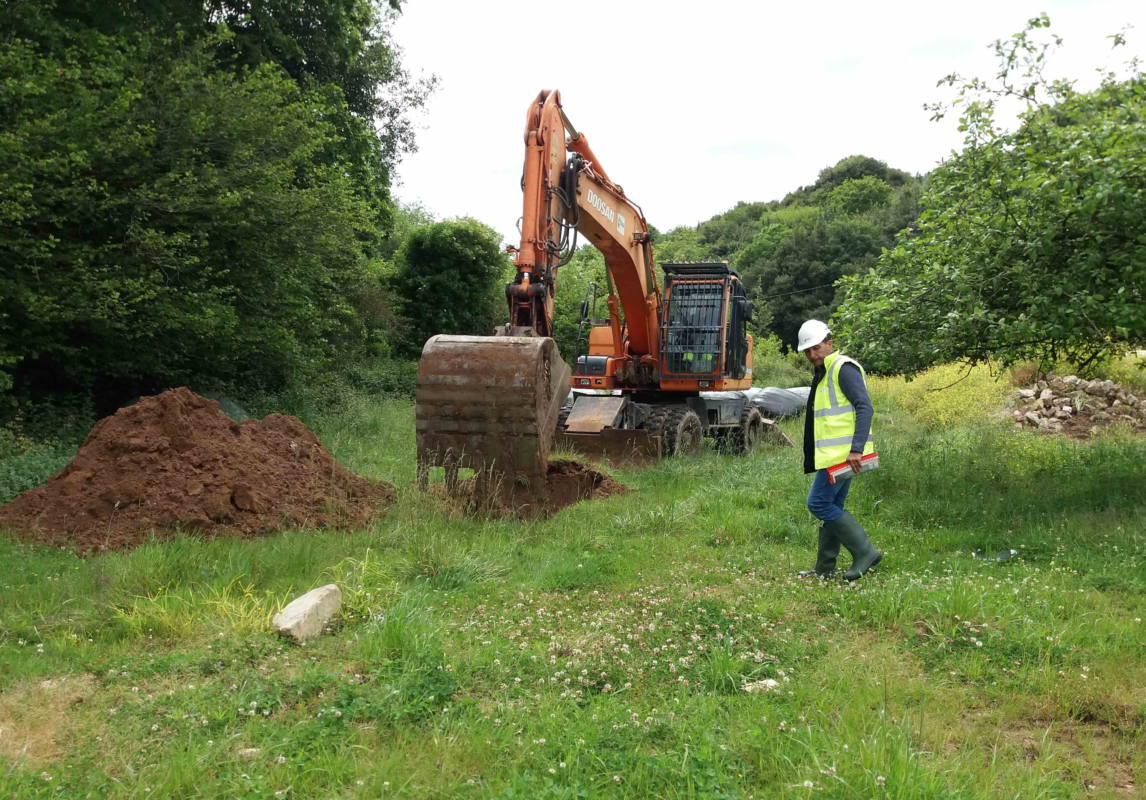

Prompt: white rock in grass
xmin=273 ymin=584 xmax=342 ymax=643
xmin=742 ymin=679 xmax=780 ymax=694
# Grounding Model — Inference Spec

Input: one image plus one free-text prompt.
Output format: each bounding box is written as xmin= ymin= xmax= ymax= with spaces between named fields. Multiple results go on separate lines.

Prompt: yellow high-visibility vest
xmin=812 ymin=351 xmax=874 ymax=470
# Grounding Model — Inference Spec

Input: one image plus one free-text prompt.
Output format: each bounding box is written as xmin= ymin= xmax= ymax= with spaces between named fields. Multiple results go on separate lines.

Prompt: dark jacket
xmin=803 ymin=360 xmax=873 ymax=474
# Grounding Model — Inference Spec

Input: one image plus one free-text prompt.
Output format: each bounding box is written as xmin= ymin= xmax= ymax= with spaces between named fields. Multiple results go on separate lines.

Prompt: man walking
xmin=795 ymin=320 xmax=882 ymax=581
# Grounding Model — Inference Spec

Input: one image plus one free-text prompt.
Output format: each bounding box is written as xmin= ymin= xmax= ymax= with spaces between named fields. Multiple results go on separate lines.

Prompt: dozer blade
xmin=416 ymin=335 xmax=572 ymax=503
xmin=553 ymin=429 xmax=661 ymax=465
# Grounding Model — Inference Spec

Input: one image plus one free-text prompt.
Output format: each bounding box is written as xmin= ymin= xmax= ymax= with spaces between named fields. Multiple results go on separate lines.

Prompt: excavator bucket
xmin=415 ymin=335 xmax=572 ymax=503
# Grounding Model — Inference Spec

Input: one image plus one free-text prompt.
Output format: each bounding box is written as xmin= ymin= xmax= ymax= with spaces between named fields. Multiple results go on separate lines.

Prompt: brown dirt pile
xmin=0 ymin=388 xmax=394 ymax=552
xmin=436 ymin=459 xmax=627 ymax=519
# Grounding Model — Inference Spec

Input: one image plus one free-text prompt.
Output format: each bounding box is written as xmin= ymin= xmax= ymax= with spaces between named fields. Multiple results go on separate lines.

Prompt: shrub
xmin=751 ymin=334 xmax=813 ymax=388
xmin=390 ymin=219 xmax=512 ymax=355
xmin=870 ymin=363 xmax=1012 ymax=429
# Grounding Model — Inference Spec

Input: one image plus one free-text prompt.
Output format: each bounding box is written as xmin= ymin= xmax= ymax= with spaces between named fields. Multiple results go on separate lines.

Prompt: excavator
xmin=415 ymin=90 xmax=774 ymax=503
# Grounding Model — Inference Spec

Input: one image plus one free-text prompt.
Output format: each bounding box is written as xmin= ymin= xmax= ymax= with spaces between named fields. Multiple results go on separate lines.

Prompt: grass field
xmin=2 ymin=382 xmax=1145 ymax=799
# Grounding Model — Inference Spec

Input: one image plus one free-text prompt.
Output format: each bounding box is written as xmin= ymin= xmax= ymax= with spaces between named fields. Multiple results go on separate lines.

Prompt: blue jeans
xmin=807 ymin=469 xmax=851 ymax=523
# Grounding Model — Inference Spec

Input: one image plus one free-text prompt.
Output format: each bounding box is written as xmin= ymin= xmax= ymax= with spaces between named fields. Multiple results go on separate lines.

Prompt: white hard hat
xmin=796 ymin=319 xmax=831 ymax=352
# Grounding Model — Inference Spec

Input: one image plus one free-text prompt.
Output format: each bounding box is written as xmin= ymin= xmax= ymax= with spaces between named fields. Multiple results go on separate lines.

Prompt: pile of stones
xmin=1011 ymin=375 xmax=1145 ymax=435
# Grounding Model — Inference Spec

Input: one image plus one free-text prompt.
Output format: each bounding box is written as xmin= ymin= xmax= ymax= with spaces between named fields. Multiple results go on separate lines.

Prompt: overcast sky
xmin=391 ymin=0 xmax=1145 ymax=244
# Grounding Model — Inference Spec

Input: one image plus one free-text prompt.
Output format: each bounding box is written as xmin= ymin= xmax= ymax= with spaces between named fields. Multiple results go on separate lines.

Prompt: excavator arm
xmin=507 ymin=90 xmax=660 ymax=375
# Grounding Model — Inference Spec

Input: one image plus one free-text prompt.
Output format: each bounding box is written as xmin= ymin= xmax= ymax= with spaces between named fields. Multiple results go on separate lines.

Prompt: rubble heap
xmin=1011 ymin=375 xmax=1145 ymax=437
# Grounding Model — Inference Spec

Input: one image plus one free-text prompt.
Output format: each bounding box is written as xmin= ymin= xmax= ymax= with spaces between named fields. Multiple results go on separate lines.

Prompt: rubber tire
xmin=733 ymin=407 xmax=765 ymax=454
xmin=639 ymin=406 xmax=671 ymax=433
xmin=663 ymin=407 xmax=704 ymax=457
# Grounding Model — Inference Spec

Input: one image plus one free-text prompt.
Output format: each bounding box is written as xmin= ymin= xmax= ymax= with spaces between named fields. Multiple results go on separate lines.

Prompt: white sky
xmin=391 ymin=0 xmax=1145 ymax=244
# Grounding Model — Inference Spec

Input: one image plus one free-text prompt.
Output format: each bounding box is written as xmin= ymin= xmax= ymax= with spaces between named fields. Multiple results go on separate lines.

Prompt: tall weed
xmin=870 ymin=362 xmax=1013 ymax=428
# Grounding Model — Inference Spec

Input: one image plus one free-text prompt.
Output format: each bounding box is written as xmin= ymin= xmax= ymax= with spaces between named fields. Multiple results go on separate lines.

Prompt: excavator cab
xmin=555 ymin=261 xmax=759 ymax=463
xmin=659 ymin=262 xmax=752 ymax=391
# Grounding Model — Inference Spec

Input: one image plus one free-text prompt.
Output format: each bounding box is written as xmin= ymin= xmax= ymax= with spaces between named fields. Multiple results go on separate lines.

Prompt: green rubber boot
xmin=833 ymin=511 xmax=882 ymax=581
xmin=797 ymin=525 xmax=840 ymax=578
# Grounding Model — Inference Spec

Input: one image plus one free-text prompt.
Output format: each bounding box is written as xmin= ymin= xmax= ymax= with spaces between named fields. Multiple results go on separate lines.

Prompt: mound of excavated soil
xmin=435 ymin=458 xmax=627 ymax=519
xmin=0 ymin=388 xmax=394 ymax=553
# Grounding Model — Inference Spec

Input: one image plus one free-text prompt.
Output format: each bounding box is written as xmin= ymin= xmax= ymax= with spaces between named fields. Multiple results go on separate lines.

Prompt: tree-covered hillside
xmin=654 ymin=155 xmax=924 ymax=348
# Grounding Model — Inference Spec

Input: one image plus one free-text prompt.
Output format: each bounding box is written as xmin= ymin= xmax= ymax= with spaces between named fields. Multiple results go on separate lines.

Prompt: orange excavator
xmin=416 ymin=90 xmax=768 ymax=502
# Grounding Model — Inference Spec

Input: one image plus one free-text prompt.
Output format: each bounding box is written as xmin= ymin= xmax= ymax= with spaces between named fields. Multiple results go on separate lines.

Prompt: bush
xmin=870 ymin=363 xmax=1013 ymax=429
xmin=390 ymin=219 xmax=511 ymax=356
xmin=751 ymin=334 xmax=812 ymax=388
xmin=0 ymin=440 xmax=76 ymax=505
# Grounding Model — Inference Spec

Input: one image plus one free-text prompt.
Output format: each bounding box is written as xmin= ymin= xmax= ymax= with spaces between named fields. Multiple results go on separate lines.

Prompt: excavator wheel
xmin=732 ymin=407 xmax=765 ymax=455
xmin=639 ymin=406 xmax=672 ymax=437
xmin=663 ymin=407 xmax=704 ymax=457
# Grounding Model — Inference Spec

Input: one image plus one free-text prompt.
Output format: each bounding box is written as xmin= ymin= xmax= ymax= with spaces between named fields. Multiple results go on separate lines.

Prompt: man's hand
xmin=846 ymin=451 xmax=864 ymax=473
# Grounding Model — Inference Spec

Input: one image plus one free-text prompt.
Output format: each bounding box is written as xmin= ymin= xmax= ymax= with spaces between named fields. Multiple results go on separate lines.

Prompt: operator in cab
xmin=795 ymin=320 xmax=882 ymax=581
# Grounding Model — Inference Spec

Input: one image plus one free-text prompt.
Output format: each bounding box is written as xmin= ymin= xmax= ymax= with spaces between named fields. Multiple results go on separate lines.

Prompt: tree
xmin=660 ymin=155 xmax=922 ymax=349
xmin=743 ymin=217 xmax=884 ymax=346
xmin=0 ymin=1 xmax=434 ymax=406
xmin=0 ymin=24 xmax=383 ymax=401
xmin=390 ymin=219 xmax=511 ymax=354
xmin=551 ymin=247 xmax=609 ymax=366
xmin=834 ymin=16 xmax=1146 ymax=375
xmin=828 ymin=177 xmax=894 ymax=216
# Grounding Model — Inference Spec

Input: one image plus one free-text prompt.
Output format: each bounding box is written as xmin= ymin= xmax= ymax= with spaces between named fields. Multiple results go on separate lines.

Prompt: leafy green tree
xmin=828 ymin=176 xmax=894 ymax=216
xmin=659 ymin=155 xmax=922 ymax=349
xmin=695 ymin=201 xmax=779 ymax=259
xmin=0 ymin=1 xmax=434 ymax=406
xmin=19 ymin=0 xmax=434 ymax=172
xmin=551 ymin=248 xmax=609 ymax=365
xmin=835 ymin=16 xmax=1146 ymax=375
xmin=742 ymin=217 xmax=884 ymax=346
xmin=0 ymin=24 xmax=385 ymax=400
xmin=390 ymin=219 xmax=511 ymax=354
xmin=652 ymin=226 xmax=710 ymax=264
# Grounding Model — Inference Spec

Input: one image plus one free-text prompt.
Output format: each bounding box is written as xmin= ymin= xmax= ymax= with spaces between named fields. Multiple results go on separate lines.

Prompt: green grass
xmin=1 ymin=394 xmax=1145 ymax=798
